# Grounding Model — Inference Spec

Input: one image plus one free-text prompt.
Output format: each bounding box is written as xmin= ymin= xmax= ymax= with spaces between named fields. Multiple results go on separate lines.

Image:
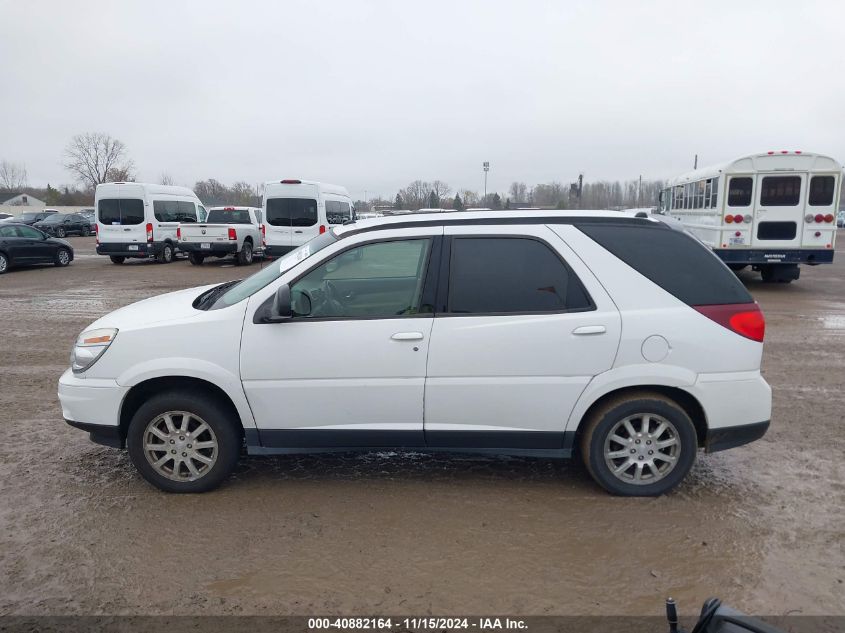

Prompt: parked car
xmin=0 ymin=212 xmax=14 ymax=222
xmin=0 ymin=223 xmax=73 ymax=274
xmin=15 ymin=210 xmax=58 ymax=226
xmin=178 ymin=206 xmax=262 ymax=265
xmin=58 ymin=210 xmax=770 ymax=495
xmin=79 ymin=209 xmax=96 ymax=223
xmin=33 ymin=212 xmax=91 ymax=237
xmin=262 ymin=179 xmax=353 ymax=257
xmin=837 ymin=210 xmax=845 ymax=228
xmin=94 ymin=182 xmax=207 ymax=264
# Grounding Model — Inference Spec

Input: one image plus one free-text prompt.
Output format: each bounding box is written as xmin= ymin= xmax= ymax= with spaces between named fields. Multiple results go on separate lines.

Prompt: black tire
xmin=0 ymin=251 xmax=8 ymax=274
xmin=580 ymin=392 xmax=698 ymax=496
xmin=56 ymin=227 xmax=66 ymax=238
xmin=110 ymin=256 xmax=125 ymax=264
xmin=54 ymin=248 xmax=71 ymax=267
xmin=727 ymin=264 xmax=746 ymax=272
xmin=126 ymin=390 xmax=241 ymax=493
xmin=236 ymin=240 xmax=254 ymax=266
xmin=82 ymin=225 xmax=90 ymax=237
xmin=156 ymin=242 xmax=174 ymax=264
xmin=188 ymin=252 xmax=205 ymax=266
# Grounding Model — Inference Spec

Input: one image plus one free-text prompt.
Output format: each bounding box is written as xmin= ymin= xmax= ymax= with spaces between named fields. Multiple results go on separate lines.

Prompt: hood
xmin=87 ymin=284 xmax=218 ymax=331
xmin=46 ymin=236 xmax=72 ymax=249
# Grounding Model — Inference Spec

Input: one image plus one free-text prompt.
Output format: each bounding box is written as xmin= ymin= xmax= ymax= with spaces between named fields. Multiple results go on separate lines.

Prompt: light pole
xmin=483 ymin=161 xmax=490 ymax=200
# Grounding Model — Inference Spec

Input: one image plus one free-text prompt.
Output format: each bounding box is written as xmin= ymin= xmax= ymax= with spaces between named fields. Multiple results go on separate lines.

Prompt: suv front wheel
xmin=126 ymin=391 xmax=241 ymax=493
xmin=580 ymin=393 xmax=697 ymax=496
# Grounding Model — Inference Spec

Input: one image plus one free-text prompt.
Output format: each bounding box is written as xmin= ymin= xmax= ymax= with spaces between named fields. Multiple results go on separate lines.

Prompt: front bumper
xmin=178 ymin=241 xmax=237 ymax=255
xmin=58 ymin=368 xmax=127 ymax=447
xmin=97 ymin=242 xmax=165 ymax=258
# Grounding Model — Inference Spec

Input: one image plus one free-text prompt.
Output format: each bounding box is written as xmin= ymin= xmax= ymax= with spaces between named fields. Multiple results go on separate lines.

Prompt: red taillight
xmin=94 ymin=223 xmax=99 ymax=245
xmin=146 ymin=222 xmax=153 ymax=242
xmin=228 ymin=227 xmax=237 ymax=241
xmin=319 ymin=224 xmax=326 ymax=234
xmin=280 ymin=179 xmax=301 ymax=184
xmin=725 ymin=215 xmax=734 ymax=224
xmin=814 ymin=213 xmax=824 ymax=223
xmin=261 ymin=224 xmax=266 ymax=246
xmin=224 ymin=207 xmax=235 ymax=211
xmin=733 ymin=214 xmax=744 ymax=224
xmin=694 ymin=303 xmax=765 ymax=342
xmin=176 ymin=226 xmax=181 ymax=239
xmin=824 ymin=213 xmax=834 ymax=223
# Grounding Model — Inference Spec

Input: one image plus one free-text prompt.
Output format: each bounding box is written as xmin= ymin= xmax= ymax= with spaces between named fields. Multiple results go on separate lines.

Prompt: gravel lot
xmin=0 ymin=235 xmax=843 ymax=616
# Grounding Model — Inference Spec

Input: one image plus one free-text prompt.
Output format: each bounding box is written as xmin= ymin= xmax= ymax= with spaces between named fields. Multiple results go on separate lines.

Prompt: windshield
xmin=205 ymin=230 xmax=338 ymax=310
xmin=40 ymin=214 xmax=65 ymax=223
xmin=20 ymin=213 xmax=38 ymax=221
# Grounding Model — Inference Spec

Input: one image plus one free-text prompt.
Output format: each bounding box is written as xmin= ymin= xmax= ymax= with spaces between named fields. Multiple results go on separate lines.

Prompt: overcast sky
xmin=1 ymin=0 xmax=843 ymax=200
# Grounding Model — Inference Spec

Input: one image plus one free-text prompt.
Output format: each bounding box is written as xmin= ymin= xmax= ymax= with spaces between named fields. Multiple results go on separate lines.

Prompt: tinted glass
xmin=153 ymin=200 xmax=180 ymax=222
xmin=291 ymin=239 xmax=432 ymax=318
xmin=757 ymin=221 xmax=797 ymax=240
xmin=16 ymin=226 xmax=44 ymax=239
xmin=760 ymin=176 xmax=801 ymax=206
xmin=578 ymin=224 xmax=752 ymax=306
xmin=0 ymin=226 xmax=16 ymax=238
xmin=326 ymin=200 xmax=352 ymax=225
xmin=177 ymin=201 xmax=197 ymax=222
xmin=448 ymin=238 xmax=592 ymax=314
xmin=207 ymin=209 xmax=253 ymax=224
xmin=265 ymin=198 xmax=317 ymax=227
xmin=98 ymin=198 xmax=144 ymax=225
xmin=727 ymin=177 xmax=752 ymax=207
xmin=40 ymin=214 xmax=65 ymax=223
xmin=808 ymin=176 xmax=835 ymax=206
xmin=19 ymin=213 xmax=38 ymax=221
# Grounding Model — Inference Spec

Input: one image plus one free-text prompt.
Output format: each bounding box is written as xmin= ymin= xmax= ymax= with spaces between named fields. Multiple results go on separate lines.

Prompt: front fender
xmin=564 ymin=364 xmax=698 ymax=433
xmin=116 ymin=357 xmax=256 ymax=429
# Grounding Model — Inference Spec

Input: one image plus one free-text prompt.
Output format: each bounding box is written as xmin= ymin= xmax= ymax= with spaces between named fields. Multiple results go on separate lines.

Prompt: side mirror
xmin=268 ymin=284 xmax=293 ymax=321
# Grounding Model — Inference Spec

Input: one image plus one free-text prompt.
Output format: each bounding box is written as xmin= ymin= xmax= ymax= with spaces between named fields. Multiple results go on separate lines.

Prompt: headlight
xmin=71 ymin=328 xmax=118 ymax=373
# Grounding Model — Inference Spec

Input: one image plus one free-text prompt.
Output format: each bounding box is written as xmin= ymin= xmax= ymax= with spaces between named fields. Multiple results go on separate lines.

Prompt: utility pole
xmin=694 ymin=154 xmax=698 ymax=169
xmin=483 ymin=161 xmax=490 ymax=200
xmin=638 ymin=174 xmax=642 ymax=208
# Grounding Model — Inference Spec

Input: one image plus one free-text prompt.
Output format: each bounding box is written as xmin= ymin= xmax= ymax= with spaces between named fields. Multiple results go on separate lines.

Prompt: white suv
xmin=58 ymin=211 xmax=771 ymax=496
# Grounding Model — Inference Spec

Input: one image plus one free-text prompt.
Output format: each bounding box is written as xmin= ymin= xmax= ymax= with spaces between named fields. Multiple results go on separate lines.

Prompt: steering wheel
xmin=317 ymin=279 xmax=347 ymax=315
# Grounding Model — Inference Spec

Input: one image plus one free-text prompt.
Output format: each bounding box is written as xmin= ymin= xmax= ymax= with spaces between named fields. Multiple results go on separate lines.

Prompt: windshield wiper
xmin=194 ymin=280 xmax=241 ymax=310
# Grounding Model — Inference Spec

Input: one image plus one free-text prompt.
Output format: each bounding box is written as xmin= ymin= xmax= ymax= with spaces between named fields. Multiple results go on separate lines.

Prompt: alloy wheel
xmin=142 ymin=411 xmax=218 ymax=482
xmin=603 ymin=413 xmax=680 ymax=485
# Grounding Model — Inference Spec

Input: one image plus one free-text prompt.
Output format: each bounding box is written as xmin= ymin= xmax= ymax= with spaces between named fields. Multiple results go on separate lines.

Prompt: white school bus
xmin=658 ymin=151 xmax=841 ymax=282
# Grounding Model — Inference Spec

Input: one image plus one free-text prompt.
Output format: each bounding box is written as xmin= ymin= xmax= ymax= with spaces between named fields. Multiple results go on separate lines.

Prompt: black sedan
xmin=0 ymin=223 xmax=74 ymax=274
xmin=33 ymin=212 xmax=91 ymax=237
xmin=15 ymin=211 xmax=58 ymax=226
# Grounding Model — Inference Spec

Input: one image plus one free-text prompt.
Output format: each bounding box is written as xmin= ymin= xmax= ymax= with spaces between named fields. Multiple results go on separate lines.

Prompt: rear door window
xmin=808 ymin=176 xmax=835 ymax=206
xmin=760 ymin=176 xmax=801 ymax=206
xmin=177 ymin=201 xmax=198 ymax=222
xmin=266 ymin=198 xmax=317 ymax=227
xmin=727 ymin=177 xmax=752 ymax=207
xmin=447 ymin=237 xmax=593 ymax=314
xmin=98 ymin=198 xmax=144 ymax=225
xmin=153 ymin=200 xmax=180 ymax=222
xmin=578 ymin=224 xmax=752 ymax=306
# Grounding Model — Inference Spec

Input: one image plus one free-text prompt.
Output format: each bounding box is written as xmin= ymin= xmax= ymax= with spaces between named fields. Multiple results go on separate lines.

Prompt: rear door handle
xmin=294 ymin=230 xmax=303 ymax=234
xmin=391 ymin=332 xmax=424 ymax=341
xmin=572 ymin=325 xmax=606 ymax=335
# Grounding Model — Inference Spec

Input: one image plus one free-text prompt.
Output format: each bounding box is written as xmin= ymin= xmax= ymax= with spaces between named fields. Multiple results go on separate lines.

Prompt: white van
xmin=261 ymin=179 xmax=353 ymax=257
xmin=95 ymin=183 xmax=208 ymax=264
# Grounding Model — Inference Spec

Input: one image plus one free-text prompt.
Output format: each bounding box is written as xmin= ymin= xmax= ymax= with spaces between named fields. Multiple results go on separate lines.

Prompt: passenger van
xmin=59 ymin=210 xmax=771 ymax=497
xmin=95 ymin=183 xmax=208 ymax=264
xmin=262 ymin=179 xmax=353 ymax=257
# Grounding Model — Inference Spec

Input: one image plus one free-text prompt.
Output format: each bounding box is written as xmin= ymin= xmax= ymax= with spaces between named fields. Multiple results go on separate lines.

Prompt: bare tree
xmin=0 ymin=160 xmax=28 ymax=191
xmin=64 ymin=132 xmax=135 ymax=190
xmin=430 ymin=180 xmax=452 ymax=199
xmin=509 ymin=181 xmax=527 ymax=203
xmin=159 ymin=172 xmax=175 ymax=186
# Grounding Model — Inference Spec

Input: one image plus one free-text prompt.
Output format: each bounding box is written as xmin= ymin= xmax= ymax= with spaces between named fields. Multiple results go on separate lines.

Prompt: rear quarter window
xmin=577 ymin=223 xmax=752 ymax=306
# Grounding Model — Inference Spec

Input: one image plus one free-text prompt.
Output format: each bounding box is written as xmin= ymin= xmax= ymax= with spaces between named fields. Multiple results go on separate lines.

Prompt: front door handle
xmin=391 ymin=332 xmax=424 ymax=341
xmin=294 ymin=230 xmax=303 ymax=234
xmin=572 ymin=325 xmax=606 ymax=335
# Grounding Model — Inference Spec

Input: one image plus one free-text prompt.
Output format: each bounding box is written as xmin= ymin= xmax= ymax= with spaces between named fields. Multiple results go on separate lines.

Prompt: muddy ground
xmin=0 ymin=236 xmax=843 ymax=617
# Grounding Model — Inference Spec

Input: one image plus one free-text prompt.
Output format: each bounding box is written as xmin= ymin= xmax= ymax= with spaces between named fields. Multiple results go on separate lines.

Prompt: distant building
xmin=0 ymin=192 xmax=45 ymax=206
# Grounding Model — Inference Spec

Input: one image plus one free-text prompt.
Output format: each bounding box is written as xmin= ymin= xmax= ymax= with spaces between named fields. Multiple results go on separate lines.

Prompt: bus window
xmin=727 ymin=177 xmax=752 ymax=207
xmin=760 ymin=176 xmax=801 ymax=206
xmin=808 ymin=176 xmax=835 ymax=206
xmin=704 ymin=180 xmax=712 ymax=208
xmin=709 ymin=177 xmax=719 ymax=208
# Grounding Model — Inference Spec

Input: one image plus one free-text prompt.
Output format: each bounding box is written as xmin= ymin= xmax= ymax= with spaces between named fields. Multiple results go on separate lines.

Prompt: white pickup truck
xmin=178 ymin=206 xmax=262 ymax=265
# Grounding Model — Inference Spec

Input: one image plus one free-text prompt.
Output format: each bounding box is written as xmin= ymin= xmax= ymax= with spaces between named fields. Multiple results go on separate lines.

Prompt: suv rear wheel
xmin=580 ymin=393 xmax=697 ymax=496
xmin=127 ymin=391 xmax=241 ymax=493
